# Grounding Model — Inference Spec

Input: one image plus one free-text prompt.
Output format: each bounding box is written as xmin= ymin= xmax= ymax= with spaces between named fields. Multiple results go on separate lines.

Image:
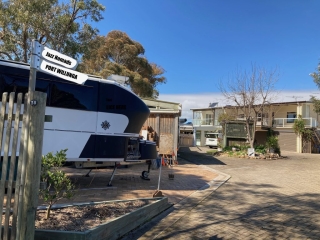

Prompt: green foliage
xmin=41 ymin=149 xmax=68 ymax=181
xmin=265 ymin=129 xmax=281 ymax=155
xmin=254 ymin=144 xmax=266 ymax=151
xmin=310 ymin=62 xmax=320 ymax=113
xmin=80 ymin=31 xmax=166 ymax=98
xmin=302 ymin=128 xmax=314 ymax=143
xmin=266 ymin=135 xmax=279 ymax=149
xmin=0 ymin=0 xmax=105 ymax=62
xmin=255 ymin=144 xmax=267 ymax=154
xmin=227 ymin=151 xmax=235 ymax=157
xmin=224 ymin=144 xmax=250 ymax=152
xmin=223 ymin=146 xmax=233 ymax=151
xmin=310 ymin=62 xmax=320 ymax=90
xmin=223 ymin=147 xmax=247 ymax=158
xmin=292 ymin=115 xmax=314 ymax=153
xmin=293 ymin=115 xmax=305 ymax=136
xmin=40 ymin=149 xmax=75 ymax=219
xmin=41 ymin=170 xmax=74 ymax=205
xmin=238 ymin=144 xmax=250 ymax=151
xmin=310 ymin=96 xmax=320 ymax=114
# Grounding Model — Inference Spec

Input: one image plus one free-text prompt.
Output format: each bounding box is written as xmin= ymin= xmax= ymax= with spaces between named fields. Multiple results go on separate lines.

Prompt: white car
xmin=205 ymin=132 xmax=222 ymax=148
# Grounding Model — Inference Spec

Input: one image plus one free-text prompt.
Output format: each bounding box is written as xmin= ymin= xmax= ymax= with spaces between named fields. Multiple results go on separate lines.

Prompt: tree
xmin=310 ymin=62 xmax=320 ymax=89
xmin=310 ymin=65 xmax=320 ymax=114
xmin=79 ymin=30 xmax=166 ymax=98
xmin=219 ymin=65 xmax=279 ymax=148
xmin=310 ymin=63 xmax=320 ymax=124
xmin=217 ymin=112 xmax=236 ymax=148
xmin=0 ymin=0 xmax=105 ymax=63
xmin=310 ymin=96 xmax=320 ymax=114
xmin=40 ymin=149 xmax=75 ymax=219
xmin=293 ymin=115 xmax=313 ymax=153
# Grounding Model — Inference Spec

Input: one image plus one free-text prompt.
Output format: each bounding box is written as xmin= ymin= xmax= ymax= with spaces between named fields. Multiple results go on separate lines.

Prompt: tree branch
xmin=0 ymin=51 xmax=13 ymax=60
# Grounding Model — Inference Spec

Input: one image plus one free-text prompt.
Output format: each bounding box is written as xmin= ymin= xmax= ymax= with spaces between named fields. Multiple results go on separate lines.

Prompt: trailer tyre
xmin=141 ymin=171 xmax=149 ymax=179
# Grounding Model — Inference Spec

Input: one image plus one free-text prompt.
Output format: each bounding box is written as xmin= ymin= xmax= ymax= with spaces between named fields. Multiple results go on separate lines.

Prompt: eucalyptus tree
xmin=80 ymin=30 xmax=166 ymax=98
xmin=310 ymin=64 xmax=320 ymax=114
xmin=0 ymin=0 xmax=105 ymax=63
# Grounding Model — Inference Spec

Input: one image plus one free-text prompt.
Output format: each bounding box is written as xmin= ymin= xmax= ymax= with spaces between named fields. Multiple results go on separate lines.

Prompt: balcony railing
xmin=192 ymin=118 xmax=219 ymax=126
xmin=192 ymin=117 xmax=319 ymax=128
xmin=273 ymin=118 xmax=318 ymax=128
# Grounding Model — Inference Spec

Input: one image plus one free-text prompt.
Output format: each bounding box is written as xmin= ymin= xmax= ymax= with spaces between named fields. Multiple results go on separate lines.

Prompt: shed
xmin=141 ymin=98 xmax=181 ymax=157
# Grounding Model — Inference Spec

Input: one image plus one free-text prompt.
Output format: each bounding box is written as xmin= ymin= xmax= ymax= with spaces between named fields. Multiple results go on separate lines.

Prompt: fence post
xmin=19 ymin=91 xmax=46 ymax=240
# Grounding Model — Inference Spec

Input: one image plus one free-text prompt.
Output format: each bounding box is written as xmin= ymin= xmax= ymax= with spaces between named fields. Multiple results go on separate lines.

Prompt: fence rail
xmin=192 ymin=118 xmax=219 ymax=126
xmin=192 ymin=117 xmax=319 ymax=129
xmin=273 ymin=118 xmax=318 ymax=128
xmin=0 ymin=93 xmax=26 ymax=240
xmin=0 ymin=91 xmax=47 ymax=240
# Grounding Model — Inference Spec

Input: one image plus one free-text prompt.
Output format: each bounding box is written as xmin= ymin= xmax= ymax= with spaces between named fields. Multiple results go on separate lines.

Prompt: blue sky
xmin=95 ymin=0 xmax=320 ymax=119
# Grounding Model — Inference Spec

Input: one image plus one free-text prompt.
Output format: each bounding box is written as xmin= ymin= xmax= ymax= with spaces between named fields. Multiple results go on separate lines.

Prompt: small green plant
xmin=40 ymin=149 xmax=75 ymax=219
xmin=235 ymin=151 xmax=242 ymax=156
xmin=238 ymin=144 xmax=250 ymax=151
xmin=266 ymin=135 xmax=278 ymax=149
xmin=223 ymin=146 xmax=232 ymax=151
xmin=255 ymin=144 xmax=267 ymax=154
xmin=227 ymin=151 xmax=235 ymax=157
xmin=265 ymin=135 xmax=281 ymax=155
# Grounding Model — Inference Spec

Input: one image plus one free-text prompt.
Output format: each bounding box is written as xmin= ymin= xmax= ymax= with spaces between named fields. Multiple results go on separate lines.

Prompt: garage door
xmin=277 ymin=131 xmax=297 ymax=152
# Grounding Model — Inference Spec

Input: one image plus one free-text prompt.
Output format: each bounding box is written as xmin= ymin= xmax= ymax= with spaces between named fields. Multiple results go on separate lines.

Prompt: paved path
xmin=124 ymin=147 xmax=320 ymax=240
xmin=53 ymin=157 xmax=219 ymax=205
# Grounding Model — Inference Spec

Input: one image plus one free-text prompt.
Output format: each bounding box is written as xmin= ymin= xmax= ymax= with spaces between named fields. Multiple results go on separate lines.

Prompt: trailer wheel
xmin=141 ymin=171 xmax=149 ymax=179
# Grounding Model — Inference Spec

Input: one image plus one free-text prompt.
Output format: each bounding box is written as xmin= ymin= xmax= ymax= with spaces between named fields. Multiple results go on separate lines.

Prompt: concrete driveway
xmin=125 ymin=147 xmax=320 ymax=240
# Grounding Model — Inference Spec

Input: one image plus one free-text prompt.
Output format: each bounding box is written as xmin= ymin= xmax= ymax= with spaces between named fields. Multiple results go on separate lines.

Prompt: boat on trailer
xmin=0 ymin=59 xmax=157 ymax=184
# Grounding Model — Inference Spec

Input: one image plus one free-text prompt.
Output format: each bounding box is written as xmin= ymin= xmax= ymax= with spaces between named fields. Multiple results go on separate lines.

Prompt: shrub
xmin=266 ymin=135 xmax=279 ymax=149
xmin=40 ymin=149 xmax=75 ymax=219
xmin=223 ymin=146 xmax=233 ymax=151
xmin=255 ymin=144 xmax=267 ymax=154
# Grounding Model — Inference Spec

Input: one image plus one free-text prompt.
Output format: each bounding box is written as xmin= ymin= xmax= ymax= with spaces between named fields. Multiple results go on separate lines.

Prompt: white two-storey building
xmin=191 ymin=101 xmax=319 ymax=153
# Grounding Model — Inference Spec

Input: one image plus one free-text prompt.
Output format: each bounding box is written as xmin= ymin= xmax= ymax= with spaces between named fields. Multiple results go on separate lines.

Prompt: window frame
xmin=286 ymin=112 xmax=297 ymax=123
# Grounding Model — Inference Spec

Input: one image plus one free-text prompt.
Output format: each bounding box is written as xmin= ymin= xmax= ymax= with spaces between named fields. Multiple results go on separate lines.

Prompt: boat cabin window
xmin=50 ymin=81 xmax=96 ymax=111
xmin=0 ymin=73 xmax=50 ymax=103
xmin=0 ymin=66 xmax=97 ymax=111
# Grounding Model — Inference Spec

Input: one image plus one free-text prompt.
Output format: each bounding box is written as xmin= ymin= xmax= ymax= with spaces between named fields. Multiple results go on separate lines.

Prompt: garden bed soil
xmin=35 ymin=199 xmax=152 ymax=232
xmin=3 ymin=199 xmax=152 ymax=232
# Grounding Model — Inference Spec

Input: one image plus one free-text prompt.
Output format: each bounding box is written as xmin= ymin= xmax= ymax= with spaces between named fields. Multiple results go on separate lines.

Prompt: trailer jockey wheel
xmin=141 ymin=171 xmax=150 ymax=180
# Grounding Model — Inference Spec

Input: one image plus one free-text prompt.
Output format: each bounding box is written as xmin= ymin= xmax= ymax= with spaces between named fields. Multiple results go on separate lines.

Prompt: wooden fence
xmin=179 ymin=134 xmax=194 ymax=147
xmin=0 ymin=91 xmax=46 ymax=240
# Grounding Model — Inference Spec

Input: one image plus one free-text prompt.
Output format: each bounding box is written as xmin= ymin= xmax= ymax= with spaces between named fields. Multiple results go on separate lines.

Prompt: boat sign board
xmin=39 ymin=59 xmax=88 ymax=84
xmin=41 ymin=46 xmax=78 ymax=70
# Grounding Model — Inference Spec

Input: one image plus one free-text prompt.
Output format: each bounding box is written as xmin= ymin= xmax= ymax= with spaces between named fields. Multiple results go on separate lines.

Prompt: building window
xmin=205 ymin=114 xmax=213 ymax=125
xmin=193 ymin=111 xmax=202 ymax=125
xmin=238 ymin=114 xmax=245 ymax=119
xmin=287 ymin=112 xmax=296 ymax=123
xmin=196 ymin=130 xmax=201 ymax=146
